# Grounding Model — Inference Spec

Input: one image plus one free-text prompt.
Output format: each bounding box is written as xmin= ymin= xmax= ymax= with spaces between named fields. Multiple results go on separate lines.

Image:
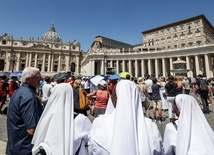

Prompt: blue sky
xmin=0 ymin=0 xmax=213 ymax=52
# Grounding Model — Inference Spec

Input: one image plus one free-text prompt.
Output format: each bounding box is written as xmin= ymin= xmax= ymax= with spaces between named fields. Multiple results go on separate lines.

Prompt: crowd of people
xmin=1 ymin=66 xmax=214 ymax=154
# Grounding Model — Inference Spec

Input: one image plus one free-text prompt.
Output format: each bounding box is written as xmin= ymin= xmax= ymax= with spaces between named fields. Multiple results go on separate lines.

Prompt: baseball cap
xmin=99 ymin=80 xmax=107 ymax=87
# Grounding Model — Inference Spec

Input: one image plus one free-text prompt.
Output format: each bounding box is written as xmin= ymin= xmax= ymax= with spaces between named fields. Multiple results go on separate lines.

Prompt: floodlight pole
xmin=8 ymin=52 xmax=18 ymax=73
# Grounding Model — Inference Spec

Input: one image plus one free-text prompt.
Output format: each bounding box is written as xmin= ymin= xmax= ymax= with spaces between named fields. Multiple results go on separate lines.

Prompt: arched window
xmin=70 ymin=62 xmax=75 ymax=72
xmin=0 ymin=60 xmax=5 ymax=71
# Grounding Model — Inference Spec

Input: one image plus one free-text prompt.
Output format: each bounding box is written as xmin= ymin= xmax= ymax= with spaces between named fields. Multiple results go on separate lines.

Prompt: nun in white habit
xmin=32 ymin=83 xmax=92 ymax=155
xmin=163 ymin=94 xmax=214 ymax=155
xmin=88 ymin=80 xmax=163 ymax=155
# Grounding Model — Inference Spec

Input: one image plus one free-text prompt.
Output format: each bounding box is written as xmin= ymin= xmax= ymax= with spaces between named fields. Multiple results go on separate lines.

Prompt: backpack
xmin=199 ymin=80 xmax=208 ymax=92
xmin=79 ymin=88 xmax=89 ymax=109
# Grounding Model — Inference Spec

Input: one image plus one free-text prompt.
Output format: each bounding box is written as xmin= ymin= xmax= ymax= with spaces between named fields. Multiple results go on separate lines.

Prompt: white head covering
xmin=105 ymin=97 xmax=115 ymax=114
xmin=32 ymin=83 xmax=74 ymax=155
xmin=110 ymin=80 xmax=152 ymax=155
xmin=74 ymin=114 xmax=92 ymax=155
xmin=89 ymin=80 xmax=162 ymax=155
xmin=175 ymin=94 xmax=214 ymax=155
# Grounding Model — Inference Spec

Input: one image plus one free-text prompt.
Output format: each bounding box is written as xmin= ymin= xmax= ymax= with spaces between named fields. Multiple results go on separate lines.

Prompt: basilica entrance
xmin=0 ymin=59 xmax=5 ymax=71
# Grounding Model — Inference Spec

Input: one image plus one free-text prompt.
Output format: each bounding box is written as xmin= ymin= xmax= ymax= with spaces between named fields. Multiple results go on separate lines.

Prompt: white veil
xmin=32 ymin=83 xmax=74 ymax=155
xmin=110 ymin=80 xmax=152 ymax=155
xmin=89 ymin=80 xmax=162 ymax=155
xmin=175 ymin=94 xmax=214 ymax=155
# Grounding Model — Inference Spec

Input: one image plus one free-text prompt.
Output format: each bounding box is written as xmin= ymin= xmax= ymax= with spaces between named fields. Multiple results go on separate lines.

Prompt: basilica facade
xmin=0 ymin=24 xmax=85 ymax=76
xmin=81 ymin=14 xmax=214 ymax=78
xmin=1 ymin=15 xmax=214 ymax=78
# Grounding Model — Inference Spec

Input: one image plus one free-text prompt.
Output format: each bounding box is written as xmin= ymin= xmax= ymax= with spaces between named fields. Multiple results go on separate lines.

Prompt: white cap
xmin=99 ymin=80 xmax=107 ymax=87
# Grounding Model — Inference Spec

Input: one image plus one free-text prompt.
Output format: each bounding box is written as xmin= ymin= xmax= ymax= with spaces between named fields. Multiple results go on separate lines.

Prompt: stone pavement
xmin=1 ymin=104 xmax=214 ymax=154
xmin=0 ymin=114 xmax=7 ymax=155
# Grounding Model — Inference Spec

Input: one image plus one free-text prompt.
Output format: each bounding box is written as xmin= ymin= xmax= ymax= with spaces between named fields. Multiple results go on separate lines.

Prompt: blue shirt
xmin=7 ymin=83 xmax=43 ymax=155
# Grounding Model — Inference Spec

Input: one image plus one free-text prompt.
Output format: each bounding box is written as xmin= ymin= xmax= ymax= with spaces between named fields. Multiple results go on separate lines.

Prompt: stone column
xmin=162 ymin=58 xmax=166 ymax=77
xmin=57 ymin=55 xmax=61 ymax=72
xmin=29 ymin=53 xmax=32 ymax=67
xmin=101 ymin=60 xmax=105 ymax=75
xmin=135 ymin=60 xmax=139 ymax=77
xmin=5 ymin=51 xmax=9 ymax=71
xmin=42 ymin=54 xmax=46 ymax=72
xmin=34 ymin=53 xmax=38 ymax=68
xmin=116 ymin=60 xmax=119 ymax=74
xmin=186 ymin=56 xmax=192 ymax=77
xmin=48 ymin=55 xmax=51 ymax=72
xmin=204 ymin=54 xmax=210 ymax=78
xmin=25 ymin=53 xmax=29 ymax=67
xmin=110 ymin=60 xmax=113 ymax=68
xmin=65 ymin=55 xmax=70 ymax=72
xmin=122 ymin=60 xmax=125 ymax=71
xmin=148 ymin=59 xmax=152 ymax=76
xmin=209 ymin=56 xmax=214 ymax=78
xmin=104 ymin=59 xmax=107 ymax=74
xmin=141 ymin=59 xmax=145 ymax=78
xmin=16 ymin=53 xmax=21 ymax=71
xmin=195 ymin=55 xmax=200 ymax=76
xmin=51 ymin=54 xmax=54 ymax=72
xmin=169 ymin=58 xmax=173 ymax=75
xmin=155 ymin=59 xmax=158 ymax=78
xmin=129 ymin=60 xmax=132 ymax=74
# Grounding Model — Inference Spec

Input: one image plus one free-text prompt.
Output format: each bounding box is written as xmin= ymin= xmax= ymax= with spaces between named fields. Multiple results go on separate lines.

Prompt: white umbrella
xmin=89 ymin=75 xmax=104 ymax=86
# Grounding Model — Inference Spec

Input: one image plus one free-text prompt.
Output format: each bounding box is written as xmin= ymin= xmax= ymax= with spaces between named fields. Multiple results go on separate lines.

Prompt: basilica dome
xmin=41 ymin=24 xmax=62 ymax=43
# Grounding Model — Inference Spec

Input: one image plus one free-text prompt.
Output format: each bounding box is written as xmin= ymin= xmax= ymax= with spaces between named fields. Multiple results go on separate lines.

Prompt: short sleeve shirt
xmin=165 ymin=82 xmax=177 ymax=97
xmin=7 ymin=83 xmax=43 ymax=155
xmin=152 ymin=83 xmax=161 ymax=101
xmin=95 ymin=90 xmax=109 ymax=108
xmin=145 ymin=79 xmax=153 ymax=93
